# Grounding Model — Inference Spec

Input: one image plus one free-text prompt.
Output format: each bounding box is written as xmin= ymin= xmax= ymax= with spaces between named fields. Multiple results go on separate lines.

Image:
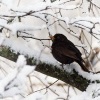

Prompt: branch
xmin=0 ymin=47 xmax=90 ymax=91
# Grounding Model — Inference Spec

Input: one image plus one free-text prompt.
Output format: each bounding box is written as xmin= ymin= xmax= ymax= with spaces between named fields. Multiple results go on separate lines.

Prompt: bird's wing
xmin=67 ymin=40 xmax=82 ymax=56
xmin=54 ymin=44 xmax=80 ymax=61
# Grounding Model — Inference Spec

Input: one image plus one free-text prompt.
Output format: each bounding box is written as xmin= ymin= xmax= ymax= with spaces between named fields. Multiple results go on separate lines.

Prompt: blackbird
xmin=50 ymin=34 xmax=89 ymax=72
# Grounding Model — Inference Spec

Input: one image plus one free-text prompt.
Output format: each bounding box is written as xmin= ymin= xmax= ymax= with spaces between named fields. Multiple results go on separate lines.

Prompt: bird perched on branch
xmin=50 ymin=34 xmax=89 ymax=72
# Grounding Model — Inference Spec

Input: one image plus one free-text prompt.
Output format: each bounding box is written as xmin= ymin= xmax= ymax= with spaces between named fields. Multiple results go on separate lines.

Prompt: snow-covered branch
xmin=0 ymin=0 xmax=100 ymax=99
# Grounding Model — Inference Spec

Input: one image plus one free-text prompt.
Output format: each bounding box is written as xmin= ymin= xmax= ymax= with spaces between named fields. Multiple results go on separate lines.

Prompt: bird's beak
xmin=50 ymin=35 xmax=55 ymax=41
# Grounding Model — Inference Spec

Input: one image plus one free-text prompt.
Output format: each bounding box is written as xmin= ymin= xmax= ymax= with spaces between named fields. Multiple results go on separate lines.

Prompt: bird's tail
xmin=77 ymin=61 xmax=90 ymax=72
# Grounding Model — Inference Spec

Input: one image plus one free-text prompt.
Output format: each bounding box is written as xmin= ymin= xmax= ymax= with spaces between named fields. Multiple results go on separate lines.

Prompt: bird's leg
xmin=61 ymin=63 xmax=64 ymax=69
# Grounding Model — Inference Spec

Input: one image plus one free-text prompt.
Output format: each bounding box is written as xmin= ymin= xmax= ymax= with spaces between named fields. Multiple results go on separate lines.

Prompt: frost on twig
xmin=0 ymin=0 xmax=100 ymax=99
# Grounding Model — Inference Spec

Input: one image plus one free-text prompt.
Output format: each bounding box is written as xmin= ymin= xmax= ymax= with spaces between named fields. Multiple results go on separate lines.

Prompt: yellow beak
xmin=50 ymin=35 xmax=55 ymax=41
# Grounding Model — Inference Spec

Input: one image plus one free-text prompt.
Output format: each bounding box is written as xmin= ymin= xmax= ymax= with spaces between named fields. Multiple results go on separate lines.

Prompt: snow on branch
xmin=1 ymin=22 xmax=47 ymax=35
xmin=0 ymin=55 xmax=36 ymax=97
xmin=70 ymin=83 xmax=100 ymax=100
xmin=0 ymin=0 xmax=100 ymax=76
xmin=0 ymin=0 xmax=100 ymax=99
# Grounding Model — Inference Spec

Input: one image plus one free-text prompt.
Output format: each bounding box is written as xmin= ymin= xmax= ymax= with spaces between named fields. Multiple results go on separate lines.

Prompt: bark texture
xmin=0 ymin=47 xmax=90 ymax=91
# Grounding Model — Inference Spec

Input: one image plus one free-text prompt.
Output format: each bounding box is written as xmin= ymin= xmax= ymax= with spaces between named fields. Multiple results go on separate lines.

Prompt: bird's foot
xmin=60 ymin=64 xmax=65 ymax=70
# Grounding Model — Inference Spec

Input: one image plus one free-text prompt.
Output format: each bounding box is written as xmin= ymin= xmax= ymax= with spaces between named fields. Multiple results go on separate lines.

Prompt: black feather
xmin=51 ymin=34 xmax=89 ymax=72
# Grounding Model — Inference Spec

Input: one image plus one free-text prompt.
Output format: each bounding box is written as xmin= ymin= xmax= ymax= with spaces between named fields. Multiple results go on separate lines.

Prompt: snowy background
xmin=0 ymin=0 xmax=100 ymax=100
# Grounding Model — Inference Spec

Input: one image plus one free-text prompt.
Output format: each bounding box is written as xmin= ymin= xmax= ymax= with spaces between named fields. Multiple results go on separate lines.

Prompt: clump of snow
xmin=1 ymin=0 xmax=100 ymax=99
xmin=0 ymin=68 xmax=18 ymax=94
xmin=70 ymin=62 xmax=100 ymax=81
xmin=70 ymin=83 xmax=100 ymax=100
xmin=16 ymin=55 xmax=26 ymax=67
xmin=0 ymin=55 xmax=26 ymax=95
xmin=0 ymin=22 xmax=47 ymax=35
xmin=0 ymin=34 xmax=5 ymax=45
xmin=0 ymin=55 xmax=36 ymax=98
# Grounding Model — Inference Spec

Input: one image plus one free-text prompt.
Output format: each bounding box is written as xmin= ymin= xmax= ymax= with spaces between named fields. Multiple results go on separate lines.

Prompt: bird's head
xmin=50 ymin=34 xmax=67 ymax=42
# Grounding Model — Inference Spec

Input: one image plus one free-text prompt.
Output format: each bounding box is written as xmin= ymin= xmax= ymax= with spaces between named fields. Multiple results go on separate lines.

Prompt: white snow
xmin=0 ymin=34 xmax=5 ymax=45
xmin=0 ymin=0 xmax=100 ymax=100
xmin=16 ymin=55 xmax=26 ymax=67
xmin=70 ymin=83 xmax=100 ymax=100
xmin=22 ymin=93 xmax=46 ymax=100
